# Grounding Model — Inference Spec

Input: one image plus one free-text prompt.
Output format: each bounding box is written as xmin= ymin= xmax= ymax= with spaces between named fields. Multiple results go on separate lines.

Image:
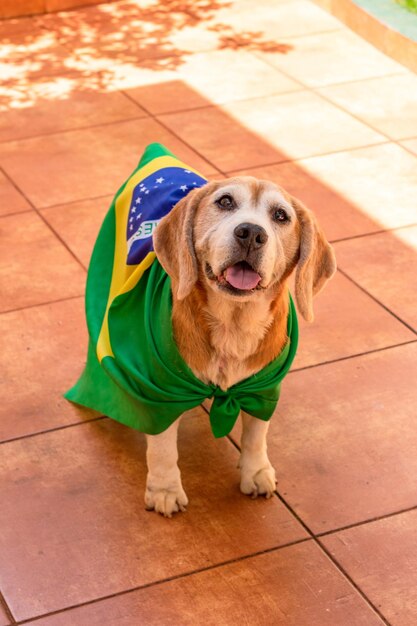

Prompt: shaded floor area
xmin=1 ymin=0 xmax=417 ymax=624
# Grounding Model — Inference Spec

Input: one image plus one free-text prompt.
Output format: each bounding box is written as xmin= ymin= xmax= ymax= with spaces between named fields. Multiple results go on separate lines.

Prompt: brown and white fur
xmin=145 ymin=176 xmax=336 ymax=517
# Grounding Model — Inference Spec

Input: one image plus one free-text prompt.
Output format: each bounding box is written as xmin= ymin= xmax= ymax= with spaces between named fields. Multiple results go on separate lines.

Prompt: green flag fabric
xmin=65 ymin=143 xmax=299 ymax=438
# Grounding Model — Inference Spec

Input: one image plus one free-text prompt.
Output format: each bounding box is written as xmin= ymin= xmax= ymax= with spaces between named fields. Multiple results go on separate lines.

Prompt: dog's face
xmin=153 ymin=177 xmax=336 ymax=321
xmin=192 ymin=178 xmax=300 ymax=302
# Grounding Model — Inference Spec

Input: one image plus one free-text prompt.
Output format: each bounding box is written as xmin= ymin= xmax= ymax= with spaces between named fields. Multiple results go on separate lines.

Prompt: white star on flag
xmin=145 ymin=190 xmax=150 ymax=194
xmin=184 ymin=170 xmax=191 ymax=174
xmin=129 ymin=225 xmax=133 ymax=231
xmin=132 ymin=207 xmax=136 ymax=213
xmin=136 ymin=213 xmax=142 ymax=219
xmin=156 ymin=177 xmax=164 ymax=184
xmin=135 ymin=197 xmax=141 ymax=204
xmin=180 ymin=185 xmax=188 ymax=191
xmin=129 ymin=217 xmax=134 ymax=222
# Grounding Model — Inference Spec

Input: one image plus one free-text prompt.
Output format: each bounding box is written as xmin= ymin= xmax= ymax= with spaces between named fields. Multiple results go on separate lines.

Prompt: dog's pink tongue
xmin=225 ymin=264 xmax=261 ymax=290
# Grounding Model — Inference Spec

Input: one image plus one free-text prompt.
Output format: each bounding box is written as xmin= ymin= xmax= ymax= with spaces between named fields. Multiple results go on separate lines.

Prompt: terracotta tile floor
xmin=0 ymin=1 xmax=416 ymax=624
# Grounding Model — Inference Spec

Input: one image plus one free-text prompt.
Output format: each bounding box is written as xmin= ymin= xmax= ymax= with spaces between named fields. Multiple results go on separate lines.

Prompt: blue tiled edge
xmin=313 ymin=0 xmax=417 ymax=72
xmin=357 ymin=0 xmax=417 ymax=42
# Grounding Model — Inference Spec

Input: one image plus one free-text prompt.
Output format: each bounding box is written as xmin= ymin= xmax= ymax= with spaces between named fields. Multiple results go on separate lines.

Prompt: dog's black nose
xmin=234 ymin=223 xmax=268 ymax=250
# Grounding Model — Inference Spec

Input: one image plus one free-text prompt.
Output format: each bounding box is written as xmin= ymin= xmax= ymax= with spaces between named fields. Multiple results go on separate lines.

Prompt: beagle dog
xmin=144 ymin=176 xmax=336 ymax=517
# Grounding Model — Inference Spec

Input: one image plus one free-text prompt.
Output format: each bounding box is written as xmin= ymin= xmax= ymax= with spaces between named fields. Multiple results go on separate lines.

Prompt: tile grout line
xmin=121 ymin=90 xmax=228 ymax=177
xmin=223 ymin=138 xmax=392 ymax=175
xmin=252 ymin=48 xmax=331 ymax=88
xmin=250 ymin=45 xmax=406 ymax=92
xmin=0 ymin=589 xmax=16 ymax=625
xmin=250 ymin=46 xmax=403 ymax=101
xmin=290 ymin=338 xmax=417 ymax=374
xmin=337 ymin=267 xmax=417 ymax=336
xmin=315 ymin=537 xmax=391 ymax=625
xmin=0 ymin=114 xmax=148 ymax=146
xmin=0 ymin=294 xmax=84 ymax=316
xmin=309 ymin=85 xmax=400 ymax=145
xmin=37 ymin=209 xmax=90 ymax=271
xmin=0 ymin=166 xmax=88 ymax=273
xmin=310 ymin=70 xmax=408 ymax=89
xmin=15 ymin=537 xmax=312 ymax=625
xmin=396 ymin=139 xmax=417 ymax=159
xmin=330 ymin=222 xmax=417 ymax=244
xmin=0 ymin=208 xmax=33 ymax=219
xmin=396 ymin=134 xmax=417 ymax=143
xmin=222 ymin=425 xmax=391 ymax=626
xmin=120 ymin=84 xmax=304 ymax=120
xmin=0 ymin=166 xmax=34 ymax=208
xmin=0 ymin=416 xmax=107 ymax=447
xmin=38 ymin=192 xmax=112 ymax=212
xmin=316 ymin=504 xmax=417 ymax=538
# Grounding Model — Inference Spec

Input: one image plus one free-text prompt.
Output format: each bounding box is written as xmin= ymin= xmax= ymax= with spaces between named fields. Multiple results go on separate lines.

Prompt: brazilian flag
xmin=65 ymin=143 xmax=298 ymax=438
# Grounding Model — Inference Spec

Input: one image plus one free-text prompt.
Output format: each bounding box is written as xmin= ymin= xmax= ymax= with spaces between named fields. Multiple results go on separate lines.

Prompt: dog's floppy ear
xmin=153 ymin=184 xmax=210 ymax=300
xmin=292 ymin=196 xmax=336 ymax=322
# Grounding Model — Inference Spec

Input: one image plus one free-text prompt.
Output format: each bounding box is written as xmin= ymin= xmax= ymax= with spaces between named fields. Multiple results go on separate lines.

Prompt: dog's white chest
xmin=194 ymin=318 xmax=269 ymax=390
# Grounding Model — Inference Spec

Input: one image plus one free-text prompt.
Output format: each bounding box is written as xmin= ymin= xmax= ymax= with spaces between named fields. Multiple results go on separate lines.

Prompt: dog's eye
xmin=216 ymin=194 xmax=235 ymax=210
xmin=273 ymin=207 xmax=289 ymax=223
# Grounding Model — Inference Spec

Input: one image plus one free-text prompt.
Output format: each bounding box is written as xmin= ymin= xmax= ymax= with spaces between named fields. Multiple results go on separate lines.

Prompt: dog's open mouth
xmin=224 ymin=261 xmax=262 ymax=290
xmin=206 ymin=261 xmax=262 ymax=294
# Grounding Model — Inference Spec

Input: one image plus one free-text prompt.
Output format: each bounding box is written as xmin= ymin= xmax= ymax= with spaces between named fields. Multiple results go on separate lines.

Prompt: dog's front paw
xmin=144 ymin=480 xmax=189 ymax=518
xmin=240 ymin=463 xmax=277 ymax=499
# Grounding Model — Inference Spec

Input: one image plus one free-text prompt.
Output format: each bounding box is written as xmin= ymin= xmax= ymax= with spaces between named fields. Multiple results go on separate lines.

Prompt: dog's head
xmin=153 ymin=177 xmax=336 ymax=321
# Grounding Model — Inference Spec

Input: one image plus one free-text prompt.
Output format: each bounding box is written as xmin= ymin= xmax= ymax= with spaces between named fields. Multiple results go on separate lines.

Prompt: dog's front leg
xmin=239 ymin=412 xmax=277 ymax=499
xmin=145 ymin=419 xmax=188 ymax=517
